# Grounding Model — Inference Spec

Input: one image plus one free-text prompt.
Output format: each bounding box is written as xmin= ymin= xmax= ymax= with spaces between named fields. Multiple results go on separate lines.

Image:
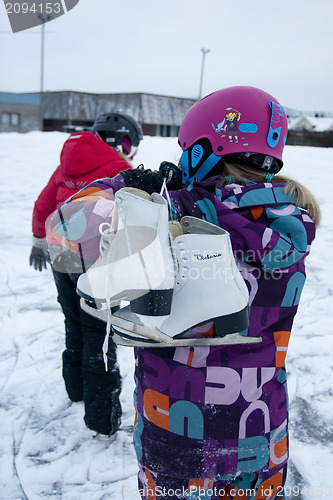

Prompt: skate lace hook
xmin=99 ymin=222 xmax=112 ymax=234
xmin=98 ymin=222 xmax=114 ymax=256
xmin=160 ymin=177 xmax=175 ymax=221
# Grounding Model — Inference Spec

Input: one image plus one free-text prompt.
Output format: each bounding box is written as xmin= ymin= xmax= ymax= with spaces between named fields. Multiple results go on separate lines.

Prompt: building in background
xmin=0 ymin=92 xmax=40 ymax=132
xmin=43 ymin=91 xmax=196 ymax=136
xmin=0 ymin=90 xmax=196 ymax=137
xmin=1 ymin=90 xmax=333 ymax=147
xmin=287 ymin=113 xmax=333 ymax=148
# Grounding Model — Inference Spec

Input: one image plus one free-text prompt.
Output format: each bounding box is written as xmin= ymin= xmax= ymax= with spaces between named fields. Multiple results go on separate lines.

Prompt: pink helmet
xmin=178 ymin=86 xmax=288 ymax=185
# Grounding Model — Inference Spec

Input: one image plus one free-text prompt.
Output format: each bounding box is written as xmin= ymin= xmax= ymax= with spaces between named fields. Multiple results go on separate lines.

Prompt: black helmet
xmin=91 ymin=112 xmax=143 ymax=159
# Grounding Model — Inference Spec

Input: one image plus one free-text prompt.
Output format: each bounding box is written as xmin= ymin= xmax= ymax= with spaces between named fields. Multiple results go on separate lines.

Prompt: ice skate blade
xmin=81 ymin=299 xmax=262 ymax=346
xmin=110 ymin=314 xmax=173 ymax=343
xmin=112 ymin=331 xmax=262 ymax=348
xmin=110 ymin=307 xmax=256 ymax=346
xmin=80 ymin=298 xmax=116 ymax=319
xmin=80 ymin=298 xmax=173 ymax=343
xmin=110 ymin=313 xmax=262 ymax=347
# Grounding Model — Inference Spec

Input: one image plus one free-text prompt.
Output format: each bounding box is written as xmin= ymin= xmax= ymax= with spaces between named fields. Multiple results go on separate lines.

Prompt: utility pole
xmin=38 ymin=14 xmax=51 ymax=131
xmin=198 ymin=48 xmax=210 ymax=100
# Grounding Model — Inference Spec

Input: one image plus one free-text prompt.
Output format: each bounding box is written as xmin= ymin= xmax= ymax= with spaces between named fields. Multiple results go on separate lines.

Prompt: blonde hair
xmin=218 ymin=162 xmax=321 ymax=226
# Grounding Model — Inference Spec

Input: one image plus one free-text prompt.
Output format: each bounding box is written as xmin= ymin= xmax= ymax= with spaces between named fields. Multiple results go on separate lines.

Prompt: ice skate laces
xmin=160 ymin=177 xmax=175 ymax=220
xmin=160 ymin=177 xmax=182 ymax=277
xmin=97 ymin=222 xmax=116 ymax=369
xmin=98 ymin=222 xmax=115 ymax=256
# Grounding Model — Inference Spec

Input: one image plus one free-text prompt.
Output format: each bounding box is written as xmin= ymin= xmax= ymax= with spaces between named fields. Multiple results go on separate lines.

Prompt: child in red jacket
xmin=29 ymin=112 xmax=142 ymax=438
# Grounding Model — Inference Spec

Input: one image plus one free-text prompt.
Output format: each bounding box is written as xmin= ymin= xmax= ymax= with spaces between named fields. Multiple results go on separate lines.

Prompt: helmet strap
xmin=265 ymin=172 xmax=275 ymax=183
xmin=224 ymin=153 xmax=281 ymax=174
xmin=267 ymin=100 xmax=285 ymax=148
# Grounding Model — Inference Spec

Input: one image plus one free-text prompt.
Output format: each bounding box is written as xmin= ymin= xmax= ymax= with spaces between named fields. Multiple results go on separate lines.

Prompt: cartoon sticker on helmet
xmin=211 ymin=119 xmax=226 ymax=134
xmin=212 ymin=107 xmax=242 ymax=144
xmin=212 ymin=106 xmax=260 ymax=148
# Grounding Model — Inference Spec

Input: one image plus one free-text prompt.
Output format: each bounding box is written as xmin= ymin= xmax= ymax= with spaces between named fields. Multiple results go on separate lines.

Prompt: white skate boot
xmin=77 ymin=188 xmax=175 ymax=342
xmin=108 ymin=216 xmax=262 ymax=347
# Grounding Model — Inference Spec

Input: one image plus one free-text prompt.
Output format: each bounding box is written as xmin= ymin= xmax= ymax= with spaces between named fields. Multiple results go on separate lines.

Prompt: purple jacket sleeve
xmin=48 ymin=174 xmax=126 ymax=262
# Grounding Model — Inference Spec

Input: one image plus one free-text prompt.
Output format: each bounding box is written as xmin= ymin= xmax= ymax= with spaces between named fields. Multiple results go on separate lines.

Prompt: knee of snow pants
xmin=51 ymin=267 xmax=83 ymax=351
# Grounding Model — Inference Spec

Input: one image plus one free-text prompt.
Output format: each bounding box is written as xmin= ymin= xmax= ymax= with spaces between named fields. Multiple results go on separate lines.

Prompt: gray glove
xmin=29 ymin=236 xmax=48 ymax=272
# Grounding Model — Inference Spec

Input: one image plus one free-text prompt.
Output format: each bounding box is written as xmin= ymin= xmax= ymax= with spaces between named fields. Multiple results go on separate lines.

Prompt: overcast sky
xmin=1 ymin=0 xmax=333 ymax=113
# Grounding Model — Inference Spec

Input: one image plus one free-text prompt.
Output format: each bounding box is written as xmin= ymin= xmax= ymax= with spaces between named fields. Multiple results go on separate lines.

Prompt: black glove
xmin=159 ymin=161 xmax=183 ymax=190
xmin=29 ymin=246 xmax=47 ymax=272
xmin=120 ymin=162 xmax=183 ymax=194
xmin=120 ymin=165 xmax=163 ymax=194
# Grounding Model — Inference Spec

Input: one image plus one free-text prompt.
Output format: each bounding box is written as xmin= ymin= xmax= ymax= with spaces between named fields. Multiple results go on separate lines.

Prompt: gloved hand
xmin=159 ymin=161 xmax=183 ymax=190
xmin=120 ymin=162 xmax=183 ymax=194
xmin=29 ymin=236 xmax=48 ymax=271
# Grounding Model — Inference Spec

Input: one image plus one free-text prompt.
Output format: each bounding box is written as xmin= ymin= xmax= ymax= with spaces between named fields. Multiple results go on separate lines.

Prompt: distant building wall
xmin=0 ymin=91 xmax=195 ymax=136
xmin=142 ymin=123 xmax=158 ymax=136
xmin=0 ymin=92 xmax=40 ymax=132
xmin=42 ymin=91 xmax=194 ymax=136
xmin=3 ymin=91 xmax=332 ymax=147
xmin=286 ymin=130 xmax=333 ymax=148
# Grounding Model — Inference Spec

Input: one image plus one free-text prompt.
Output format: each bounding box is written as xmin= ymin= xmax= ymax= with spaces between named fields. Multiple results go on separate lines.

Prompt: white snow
xmin=0 ymin=132 xmax=333 ymax=499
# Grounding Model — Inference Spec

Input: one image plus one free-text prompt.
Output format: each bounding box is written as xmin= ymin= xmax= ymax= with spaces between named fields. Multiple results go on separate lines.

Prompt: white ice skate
xmin=77 ymin=187 xmax=175 ymax=342
xmin=108 ymin=216 xmax=262 ymax=347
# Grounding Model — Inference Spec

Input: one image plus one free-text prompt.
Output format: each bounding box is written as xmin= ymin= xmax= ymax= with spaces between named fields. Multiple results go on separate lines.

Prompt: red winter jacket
xmin=32 ymin=131 xmax=132 ymax=238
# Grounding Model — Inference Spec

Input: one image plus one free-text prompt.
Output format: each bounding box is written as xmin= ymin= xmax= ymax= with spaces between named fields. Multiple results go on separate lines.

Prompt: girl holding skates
xmin=51 ymin=86 xmax=320 ymax=498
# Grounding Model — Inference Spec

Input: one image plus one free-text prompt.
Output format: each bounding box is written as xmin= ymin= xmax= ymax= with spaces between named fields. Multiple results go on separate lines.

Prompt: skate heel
xmin=130 ymin=289 xmax=174 ymax=316
xmin=212 ymin=306 xmax=249 ymax=337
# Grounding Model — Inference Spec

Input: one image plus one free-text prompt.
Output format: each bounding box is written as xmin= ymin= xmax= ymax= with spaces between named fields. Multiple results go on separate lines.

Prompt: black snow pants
xmin=52 ymin=267 xmax=122 ymax=436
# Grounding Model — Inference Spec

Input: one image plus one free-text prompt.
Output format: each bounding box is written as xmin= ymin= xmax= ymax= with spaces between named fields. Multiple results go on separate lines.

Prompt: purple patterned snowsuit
xmin=50 ymin=174 xmax=316 ymax=499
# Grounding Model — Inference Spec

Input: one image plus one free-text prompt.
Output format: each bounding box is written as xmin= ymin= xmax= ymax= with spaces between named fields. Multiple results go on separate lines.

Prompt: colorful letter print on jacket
xmin=50 ymin=175 xmax=316 ymax=481
xmin=133 ymin=178 xmax=315 ymax=481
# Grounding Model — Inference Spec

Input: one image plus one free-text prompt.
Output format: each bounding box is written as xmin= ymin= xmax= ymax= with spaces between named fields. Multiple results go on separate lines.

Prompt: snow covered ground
xmin=0 ymin=132 xmax=332 ymax=499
